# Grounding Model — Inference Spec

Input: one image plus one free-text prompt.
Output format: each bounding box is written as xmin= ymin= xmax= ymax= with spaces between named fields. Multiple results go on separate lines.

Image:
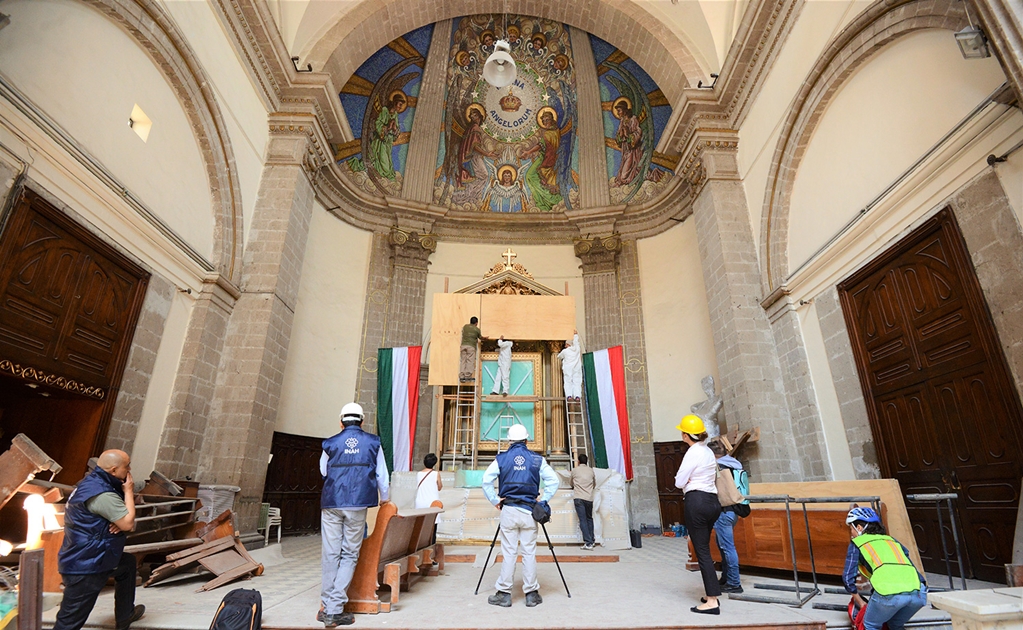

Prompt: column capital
xmin=574 ymin=234 xmax=622 ymax=274
xmin=266 ymin=113 xmax=332 ymax=174
xmin=678 ymin=128 xmax=740 ymax=199
xmin=389 ymin=227 xmax=436 ymax=269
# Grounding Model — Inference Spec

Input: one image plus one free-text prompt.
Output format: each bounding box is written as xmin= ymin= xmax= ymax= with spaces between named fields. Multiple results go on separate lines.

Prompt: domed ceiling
xmin=334 ymin=15 xmax=678 ymax=214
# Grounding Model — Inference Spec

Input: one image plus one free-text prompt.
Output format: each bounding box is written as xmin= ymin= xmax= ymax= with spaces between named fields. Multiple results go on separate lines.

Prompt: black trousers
xmin=53 ymin=552 xmax=136 ymax=630
xmin=684 ymin=490 xmax=722 ymax=598
xmin=573 ymin=498 xmax=594 ymax=545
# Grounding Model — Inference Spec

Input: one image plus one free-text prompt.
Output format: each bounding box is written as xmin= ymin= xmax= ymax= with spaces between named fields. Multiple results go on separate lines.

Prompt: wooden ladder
xmin=448 ymin=341 xmax=481 ymax=470
xmin=566 ymin=397 xmax=590 ymax=466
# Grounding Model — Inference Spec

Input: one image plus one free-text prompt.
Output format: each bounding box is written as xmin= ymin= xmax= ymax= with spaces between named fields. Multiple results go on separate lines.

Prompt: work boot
xmin=488 ymin=591 xmax=512 ymax=607
xmin=116 ymin=605 xmax=145 ymax=630
xmin=720 ymin=583 xmax=744 ymax=594
xmin=525 ymin=591 xmax=543 ymax=607
xmin=324 ymin=612 xmax=355 ymax=627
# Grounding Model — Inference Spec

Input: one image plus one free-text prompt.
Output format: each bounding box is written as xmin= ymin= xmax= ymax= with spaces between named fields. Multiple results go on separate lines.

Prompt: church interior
xmin=0 ymin=0 xmax=1022 ymax=625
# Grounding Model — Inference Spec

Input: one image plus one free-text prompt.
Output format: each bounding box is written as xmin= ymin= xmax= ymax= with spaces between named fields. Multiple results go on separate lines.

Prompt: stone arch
xmin=306 ymin=0 xmax=708 ymax=107
xmin=79 ymin=0 xmax=245 ymax=284
xmin=759 ymin=0 xmax=969 ymax=293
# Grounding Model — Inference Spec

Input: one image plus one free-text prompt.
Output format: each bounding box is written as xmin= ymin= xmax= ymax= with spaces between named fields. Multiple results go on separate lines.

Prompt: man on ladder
xmin=481 ymin=424 xmax=560 ymax=608
xmin=491 ymin=336 xmax=513 ymax=396
xmin=558 ymin=331 xmax=582 ymax=401
xmin=459 ymin=316 xmax=482 ymax=382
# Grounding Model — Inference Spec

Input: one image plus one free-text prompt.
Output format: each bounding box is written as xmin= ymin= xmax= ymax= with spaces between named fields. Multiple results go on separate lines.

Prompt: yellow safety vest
xmin=853 ymin=534 xmax=921 ymax=596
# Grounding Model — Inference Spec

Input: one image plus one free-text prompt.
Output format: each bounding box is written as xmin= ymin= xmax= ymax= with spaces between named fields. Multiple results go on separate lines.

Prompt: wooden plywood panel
xmin=748 ymin=479 xmax=921 ymax=571
xmin=428 ymin=294 xmax=482 ymax=386
xmin=480 ymin=295 xmax=575 ymax=341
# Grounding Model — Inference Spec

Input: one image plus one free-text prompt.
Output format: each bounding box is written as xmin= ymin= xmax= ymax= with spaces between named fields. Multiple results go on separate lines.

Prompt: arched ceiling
xmin=266 ymin=0 xmax=751 ymax=96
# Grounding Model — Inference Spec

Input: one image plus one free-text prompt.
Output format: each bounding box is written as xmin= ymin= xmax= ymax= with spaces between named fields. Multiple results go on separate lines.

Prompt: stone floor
xmin=41 ymin=535 xmax=994 ymax=629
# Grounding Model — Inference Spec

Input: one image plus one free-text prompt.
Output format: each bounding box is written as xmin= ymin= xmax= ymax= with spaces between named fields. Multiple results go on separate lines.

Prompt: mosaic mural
xmin=336 ymin=25 xmax=434 ymax=197
xmin=434 ymin=15 xmax=580 ymax=213
xmin=590 ymin=35 xmax=676 ymax=205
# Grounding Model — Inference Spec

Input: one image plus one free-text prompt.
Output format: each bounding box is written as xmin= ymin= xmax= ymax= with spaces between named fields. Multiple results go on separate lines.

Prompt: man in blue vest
xmin=318 ymin=403 xmax=391 ymax=627
xmin=53 ymin=449 xmax=145 ymax=630
xmin=481 ymin=424 xmax=560 ymax=607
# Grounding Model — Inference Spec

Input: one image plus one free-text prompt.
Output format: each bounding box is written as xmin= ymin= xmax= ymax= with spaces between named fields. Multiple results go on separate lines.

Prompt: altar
xmin=428 ymin=251 xmax=581 ymax=469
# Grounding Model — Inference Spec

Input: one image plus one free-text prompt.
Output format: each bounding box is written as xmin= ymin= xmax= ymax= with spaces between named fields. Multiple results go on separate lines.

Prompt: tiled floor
xmin=42 ymin=534 xmax=986 ymax=629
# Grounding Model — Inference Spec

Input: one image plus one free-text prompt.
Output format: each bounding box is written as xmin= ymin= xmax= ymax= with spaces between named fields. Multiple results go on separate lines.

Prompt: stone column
xmin=156 ymin=276 xmax=237 ymax=480
xmin=687 ymin=134 xmax=801 ymax=482
xmin=570 ymin=26 xmax=611 ymax=208
xmin=106 ymin=274 xmax=174 ymax=454
xmin=548 ymin=341 xmax=566 ymax=455
xmin=575 ymin=236 xmax=659 ymax=528
xmin=971 ymin=0 xmax=1023 ymax=104
xmin=766 ymin=297 xmax=830 ymax=480
xmin=196 ymin=119 xmax=319 ymax=530
xmin=353 ymin=229 xmax=436 ymax=431
xmin=402 ymin=20 xmax=453 ymax=204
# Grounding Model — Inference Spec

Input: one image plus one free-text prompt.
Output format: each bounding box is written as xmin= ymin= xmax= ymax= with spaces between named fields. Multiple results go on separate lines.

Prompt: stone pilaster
xmin=156 ymin=277 xmax=237 ymax=480
xmin=766 ymin=297 xmax=830 ymax=480
xmin=402 ymin=20 xmax=453 ymax=204
xmin=689 ymin=135 xmax=801 ymax=482
xmin=815 ymin=287 xmax=879 ymax=480
xmin=105 ymin=274 xmax=175 ymax=454
xmin=570 ymin=26 xmax=611 ymax=209
xmin=575 ymin=235 xmax=659 ymax=528
xmin=971 ymin=0 xmax=1023 ymax=104
xmin=353 ymin=229 xmax=436 ymax=431
xmin=196 ymin=123 xmax=317 ymax=529
xmin=548 ymin=341 xmax=566 ymax=455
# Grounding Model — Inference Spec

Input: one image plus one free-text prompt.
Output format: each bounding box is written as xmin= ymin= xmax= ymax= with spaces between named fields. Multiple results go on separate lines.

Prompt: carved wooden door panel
xmin=654 ymin=441 xmax=688 ymax=530
xmin=839 ymin=208 xmax=1023 ymax=582
xmin=0 ymin=189 xmax=147 ymax=390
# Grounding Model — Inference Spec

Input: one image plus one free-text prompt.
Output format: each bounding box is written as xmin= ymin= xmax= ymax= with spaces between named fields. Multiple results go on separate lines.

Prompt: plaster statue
xmin=690 ymin=375 xmax=723 ymax=438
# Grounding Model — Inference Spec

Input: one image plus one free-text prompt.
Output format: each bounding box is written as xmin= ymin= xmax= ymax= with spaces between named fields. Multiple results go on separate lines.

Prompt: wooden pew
xmin=345 ymin=502 xmax=444 ymax=614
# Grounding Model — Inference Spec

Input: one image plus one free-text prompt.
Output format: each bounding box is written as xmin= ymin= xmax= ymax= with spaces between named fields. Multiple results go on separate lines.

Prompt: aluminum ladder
xmin=565 ymin=397 xmax=589 ymax=465
xmin=449 ymin=342 xmax=481 ymax=470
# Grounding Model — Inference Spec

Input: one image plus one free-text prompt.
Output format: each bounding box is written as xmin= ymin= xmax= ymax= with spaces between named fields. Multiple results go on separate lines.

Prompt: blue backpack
xmin=723 ymin=466 xmax=751 ymax=517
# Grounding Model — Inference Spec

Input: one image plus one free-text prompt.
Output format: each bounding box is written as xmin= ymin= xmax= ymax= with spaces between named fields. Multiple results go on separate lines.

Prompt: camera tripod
xmin=474 ymin=519 xmax=571 ymax=598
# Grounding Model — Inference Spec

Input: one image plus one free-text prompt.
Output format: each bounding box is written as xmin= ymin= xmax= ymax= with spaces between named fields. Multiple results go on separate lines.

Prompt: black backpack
xmin=210 ymin=588 xmax=261 ymax=630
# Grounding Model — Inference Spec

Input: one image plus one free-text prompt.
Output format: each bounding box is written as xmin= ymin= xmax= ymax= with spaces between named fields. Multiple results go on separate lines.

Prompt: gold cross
xmin=502 ymin=248 xmax=517 ymax=268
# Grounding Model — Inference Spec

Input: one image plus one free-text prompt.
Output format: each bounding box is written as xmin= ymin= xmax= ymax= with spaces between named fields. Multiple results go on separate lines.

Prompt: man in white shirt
xmin=558 ymin=332 xmax=582 ymax=401
xmin=481 ymin=424 xmax=560 ymax=607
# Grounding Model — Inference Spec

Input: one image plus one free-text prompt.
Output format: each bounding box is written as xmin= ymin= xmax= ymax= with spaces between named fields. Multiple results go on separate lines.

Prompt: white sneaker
xmin=582 ymin=544 xmax=594 ymax=550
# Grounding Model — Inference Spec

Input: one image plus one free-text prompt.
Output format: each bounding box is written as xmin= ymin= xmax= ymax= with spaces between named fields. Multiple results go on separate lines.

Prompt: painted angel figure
xmin=612 ymin=98 xmax=643 ymax=187
xmin=369 ymin=91 xmax=406 ymax=180
xmin=484 ymin=165 xmax=527 ymax=212
xmin=690 ymin=375 xmax=723 ymax=438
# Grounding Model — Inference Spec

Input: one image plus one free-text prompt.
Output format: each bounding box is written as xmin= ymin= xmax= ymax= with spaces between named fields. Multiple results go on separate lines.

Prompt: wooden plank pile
xmin=144 ymin=513 xmax=264 ymax=592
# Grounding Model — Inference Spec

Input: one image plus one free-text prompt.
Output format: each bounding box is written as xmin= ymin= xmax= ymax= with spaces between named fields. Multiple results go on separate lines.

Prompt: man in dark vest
xmin=318 ymin=403 xmax=391 ymax=627
xmin=481 ymin=423 xmax=560 ymax=607
xmin=53 ymin=449 xmax=145 ymax=630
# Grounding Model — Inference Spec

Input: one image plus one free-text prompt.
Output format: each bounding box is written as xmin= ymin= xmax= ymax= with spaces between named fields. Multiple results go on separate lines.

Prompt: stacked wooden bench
xmin=345 ymin=502 xmax=444 ymax=614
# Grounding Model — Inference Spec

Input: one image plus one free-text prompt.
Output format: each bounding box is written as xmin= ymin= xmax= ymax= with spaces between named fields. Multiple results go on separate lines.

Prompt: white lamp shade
xmin=483 ymin=40 xmax=517 ymax=88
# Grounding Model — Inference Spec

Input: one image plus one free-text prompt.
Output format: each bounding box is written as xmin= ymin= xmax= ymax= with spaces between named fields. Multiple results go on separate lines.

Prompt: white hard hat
xmin=507 ymin=424 xmax=529 ymax=442
xmin=340 ymin=402 xmax=364 ymax=421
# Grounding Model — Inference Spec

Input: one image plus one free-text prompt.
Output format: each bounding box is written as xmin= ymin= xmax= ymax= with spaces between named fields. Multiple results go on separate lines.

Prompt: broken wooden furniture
xmin=345 ymin=502 xmax=444 ymax=614
xmin=0 ymin=434 xmax=61 ymax=512
xmin=144 ymin=533 xmax=263 ymax=592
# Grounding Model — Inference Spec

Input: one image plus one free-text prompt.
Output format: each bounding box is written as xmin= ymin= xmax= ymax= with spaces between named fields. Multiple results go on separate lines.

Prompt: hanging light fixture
xmin=483 ymin=40 xmax=517 ymax=88
xmin=483 ymin=2 xmax=516 ymax=88
xmin=954 ymin=3 xmax=990 ymax=59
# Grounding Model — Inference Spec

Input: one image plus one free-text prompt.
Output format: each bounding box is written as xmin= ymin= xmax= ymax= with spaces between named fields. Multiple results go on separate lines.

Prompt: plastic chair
xmin=257 ymin=502 xmax=270 ymax=532
xmin=265 ymin=507 xmax=282 ymax=546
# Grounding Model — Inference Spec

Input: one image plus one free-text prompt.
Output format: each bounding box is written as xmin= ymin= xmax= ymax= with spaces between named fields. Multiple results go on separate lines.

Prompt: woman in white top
xmin=674 ymin=414 xmax=722 ymax=615
xmin=415 ymin=453 xmax=442 ymax=510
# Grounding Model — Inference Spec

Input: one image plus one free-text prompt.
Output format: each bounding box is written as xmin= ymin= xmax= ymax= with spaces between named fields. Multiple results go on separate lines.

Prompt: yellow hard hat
xmin=676 ymin=414 xmax=706 ymax=434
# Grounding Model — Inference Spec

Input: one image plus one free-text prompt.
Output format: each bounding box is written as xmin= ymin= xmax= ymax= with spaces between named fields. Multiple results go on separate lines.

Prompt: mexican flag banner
xmin=582 ymin=346 xmax=633 ymax=480
xmin=377 ymin=346 xmax=422 ymax=472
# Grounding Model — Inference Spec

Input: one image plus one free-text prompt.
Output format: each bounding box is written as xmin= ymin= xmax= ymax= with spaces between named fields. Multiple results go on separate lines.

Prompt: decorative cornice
xmin=574 ymin=234 xmax=622 ymax=274
xmin=0 ymin=359 xmax=106 ymax=399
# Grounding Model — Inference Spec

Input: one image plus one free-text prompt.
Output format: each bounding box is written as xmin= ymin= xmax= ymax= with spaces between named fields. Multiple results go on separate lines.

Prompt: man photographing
xmin=53 ymin=449 xmax=145 ymax=630
xmin=481 ymin=424 xmax=560 ymax=607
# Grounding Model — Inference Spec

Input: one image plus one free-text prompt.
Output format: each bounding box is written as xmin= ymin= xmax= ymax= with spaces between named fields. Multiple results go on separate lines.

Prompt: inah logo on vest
xmin=514 ymin=455 xmax=526 ymax=471
xmin=345 ymin=437 xmax=360 ymax=454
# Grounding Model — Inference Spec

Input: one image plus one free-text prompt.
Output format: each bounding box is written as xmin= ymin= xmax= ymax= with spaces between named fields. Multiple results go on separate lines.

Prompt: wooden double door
xmin=839 ymin=208 xmax=1023 ymax=583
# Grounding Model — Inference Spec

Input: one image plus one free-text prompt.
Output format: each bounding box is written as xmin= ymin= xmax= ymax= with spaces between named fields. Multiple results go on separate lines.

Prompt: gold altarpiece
xmin=431 ymin=252 xmax=576 ymax=466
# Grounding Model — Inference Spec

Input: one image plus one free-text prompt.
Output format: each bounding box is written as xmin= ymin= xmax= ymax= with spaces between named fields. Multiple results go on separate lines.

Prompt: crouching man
xmin=482 ymin=424 xmax=560 ymax=607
